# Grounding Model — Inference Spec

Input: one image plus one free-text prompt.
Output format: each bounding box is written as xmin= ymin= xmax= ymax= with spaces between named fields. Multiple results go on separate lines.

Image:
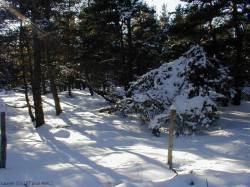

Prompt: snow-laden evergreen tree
xmin=118 ymin=45 xmax=231 ymax=134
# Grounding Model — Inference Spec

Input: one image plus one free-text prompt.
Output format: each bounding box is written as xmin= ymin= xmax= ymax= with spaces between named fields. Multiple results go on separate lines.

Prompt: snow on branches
xmin=118 ymin=45 xmax=231 ymax=133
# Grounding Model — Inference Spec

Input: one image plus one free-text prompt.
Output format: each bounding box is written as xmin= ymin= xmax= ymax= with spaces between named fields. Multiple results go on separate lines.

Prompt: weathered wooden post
xmin=168 ymin=105 xmax=176 ymax=169
xmin=0 ymin=112 xmax=6 ymax=168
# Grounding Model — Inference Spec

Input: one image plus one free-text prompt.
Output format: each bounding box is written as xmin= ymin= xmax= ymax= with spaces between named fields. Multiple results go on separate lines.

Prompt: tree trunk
xmin=50 ymin=77 xmax=62 ymax=115
xmin=48 ymin=66 xmax=62 ymax=115
xmin=119 ymin=21 xmax=126 ymax=86
xmin=19 ymin=21 xmax=35 ymax=122
xmin=232 ymin=88 xmax=241 ymax=105
xmin=126 ymin=17 xmax=133 ymax=88
xmin=23 ymin=67 xmax=36 ymax=122
xmin=232 ymin=1 xmax=244 ymax=105
xmin=43 ymin=2 xmax=63 ymax=115
xmin=45 ymin=35 xmax=62 ymax=112
xmin=31 ymin=2 xmax=45 ymax=127
xmin=84 ymin=69 xmax=95 ymax=96
xmin=41 ymin=71 xmax=47 ymax=95
xmin=68 ymin=81 xmax=72 ymax=97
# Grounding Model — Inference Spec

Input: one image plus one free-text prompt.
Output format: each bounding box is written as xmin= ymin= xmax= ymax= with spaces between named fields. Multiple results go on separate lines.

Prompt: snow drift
xmin=118 ymin=45 xmax=230 ymax=133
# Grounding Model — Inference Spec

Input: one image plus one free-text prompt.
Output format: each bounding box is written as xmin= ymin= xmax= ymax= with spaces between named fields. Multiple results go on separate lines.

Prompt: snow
xmin=115 ymin=87 xmax=126 ymax=98
xmin=0 ymin=90 xmax=250 ymax=187
xmin=0 ymin=90 xmax=174 ymax=186
xmin=122 ymin=46 xmax=228 ymax=129
xmin=170 ymin=104 xmax=176 ymax=111
xmin=242 ymin=87 xmax=250 ymax=95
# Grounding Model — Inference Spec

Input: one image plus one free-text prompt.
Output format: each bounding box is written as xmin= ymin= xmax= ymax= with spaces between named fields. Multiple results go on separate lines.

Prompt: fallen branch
xmin=99 ymin=106 xmax=118 ymax=114
xmin=84 ymin=72 xmax=122 ymax=103
xmin=5 ymin=103 xmax=35 ymax=109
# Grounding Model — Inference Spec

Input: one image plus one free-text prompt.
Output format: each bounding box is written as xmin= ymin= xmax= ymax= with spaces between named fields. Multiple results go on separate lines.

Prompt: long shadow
xmin=2 ymin=91 xmax=172 ymax=184
xmin=170 ymin=102 xmax=250 ymax=162
xmin=58 ymin=114 xmax=171 ymax=171
xmin=203 ymin=169 xmax=250 ymax=187
xmin=60 ymin=111 xmax=166 ymax=148
xmin=42 ymin=99 xmax=59 ymax=111
xmin=36 ymin=128 xmax=133 ymax=185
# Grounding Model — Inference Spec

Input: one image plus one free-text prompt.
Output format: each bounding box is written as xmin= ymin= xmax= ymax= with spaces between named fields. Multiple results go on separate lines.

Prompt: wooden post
xmin=168 ymin=105 xmax=176 ymax=169
xmin=0 ymin=112 xmax=6 ymax=168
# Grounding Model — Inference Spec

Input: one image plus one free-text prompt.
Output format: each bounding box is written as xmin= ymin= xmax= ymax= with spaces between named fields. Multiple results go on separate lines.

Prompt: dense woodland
xmin=0 ymin=0 xmax=249 ymax=128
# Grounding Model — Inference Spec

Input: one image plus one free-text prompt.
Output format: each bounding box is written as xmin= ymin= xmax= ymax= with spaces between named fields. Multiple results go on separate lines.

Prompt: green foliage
xmin=0 ymin=0 xmax=249 ymax=96
xmin=169 ymin=0 xmax=249 ymax=87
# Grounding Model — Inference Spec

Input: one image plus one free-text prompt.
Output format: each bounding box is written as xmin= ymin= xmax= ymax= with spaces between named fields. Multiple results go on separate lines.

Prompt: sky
xmin=145 ymin=0 xmax=184 ymax=13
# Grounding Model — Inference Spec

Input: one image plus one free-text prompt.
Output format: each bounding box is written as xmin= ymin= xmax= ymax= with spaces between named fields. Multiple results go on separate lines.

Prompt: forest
xmin=0 ymin=0 xmax=249 ymax=127
xmin=0 ymin=0 xmax=250 ymax=187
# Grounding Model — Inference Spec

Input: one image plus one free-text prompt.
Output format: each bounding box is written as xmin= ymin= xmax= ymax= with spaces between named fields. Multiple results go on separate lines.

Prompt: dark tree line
xmin=0 ymin=0 xmax=249 ymax=127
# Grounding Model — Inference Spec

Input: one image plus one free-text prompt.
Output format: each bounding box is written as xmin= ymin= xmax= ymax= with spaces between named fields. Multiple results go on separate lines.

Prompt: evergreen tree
xmin=132 ymin=4 xmax=161 ymax=75
xmin=79 ymin=0 xmax=122 ymax=88
xmin=78 ymin=0 xmax=161 ymax=89
xmin=169 ymin=0 xmax=250 ymax=104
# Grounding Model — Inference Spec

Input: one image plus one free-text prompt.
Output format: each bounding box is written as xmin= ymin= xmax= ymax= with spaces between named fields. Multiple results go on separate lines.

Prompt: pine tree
xmin=43 ymin=1 xmax=63 ymax=115
xmin=132 ymin=4 xmax=161 ymax=75
xmin=79 ymin=0 xmax=124 ymax=88
xmin=78 ymin=0 xmax=161 ymax=89
xmin=169 ymin=0 xmax=250 ymax=104
xmin=30 ymin=1 xmax=45 ymax=127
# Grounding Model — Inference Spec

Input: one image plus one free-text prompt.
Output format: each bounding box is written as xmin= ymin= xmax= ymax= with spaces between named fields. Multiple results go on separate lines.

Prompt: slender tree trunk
xmin=46 ymin=44 xmax=62 ymax=115
xmin=31 ymin=2 xmax=45 ymax=127
xmin=48 ymin=61 xmax=62 ymax=115
xmin=84 ymin=69 xmax=94 ymax=96
xmin=208 ymin=9 xmax=218 ymax=56
xmin=19 ymin=21 xmax=35 ymax=122
xmin=66 ymin=0 xmax=73 ymax=98
xmin=41 ymin=71 xmax=47 ymax=95
xmin=43 ymin=2 xmax=63 ymax=115
xmin=23 ymin=67 xmax=36 ymax=122
xmin=120 ymin=21 xmax=126 ymax=86
xmin=68 ymin=80 xmax=72 ymax=97
xmin=45 ymin=41 xmax=63 ymax=115
xmin=126 ymin=17 xmax=133 ymax=89
xmin=49 ymin=69 xmax=62 ymax=115
xmin=232 ymin=1 xmax=244 ymax=105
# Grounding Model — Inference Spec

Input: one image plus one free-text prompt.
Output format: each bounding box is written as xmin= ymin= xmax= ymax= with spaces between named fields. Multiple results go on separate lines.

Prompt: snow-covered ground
xmin=0 ymin=90 xmax=249 ymax=187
